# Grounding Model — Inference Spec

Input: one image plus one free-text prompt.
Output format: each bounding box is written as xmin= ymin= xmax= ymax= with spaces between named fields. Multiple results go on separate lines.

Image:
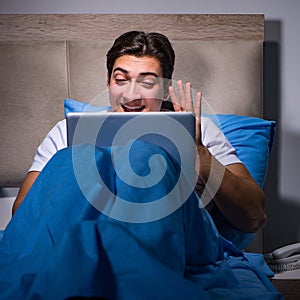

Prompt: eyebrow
xmin=113 ymin=67 xmax=159 ymax=78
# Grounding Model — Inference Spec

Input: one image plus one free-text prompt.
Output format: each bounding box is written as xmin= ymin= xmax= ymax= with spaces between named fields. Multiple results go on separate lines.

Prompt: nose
xmin=122 ymin=79 xmax=142 ymax=103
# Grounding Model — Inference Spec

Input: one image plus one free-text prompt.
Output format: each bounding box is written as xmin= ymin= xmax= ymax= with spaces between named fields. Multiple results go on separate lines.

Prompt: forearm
xmin=196 ymin=146 xmax=266 ymax=233
xmin=12 ymin=171 xmax=40 ymax=215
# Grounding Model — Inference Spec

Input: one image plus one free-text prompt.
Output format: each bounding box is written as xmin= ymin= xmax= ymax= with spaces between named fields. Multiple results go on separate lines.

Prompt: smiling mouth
xmin=121 ymin=103 xmax=146 ymax=112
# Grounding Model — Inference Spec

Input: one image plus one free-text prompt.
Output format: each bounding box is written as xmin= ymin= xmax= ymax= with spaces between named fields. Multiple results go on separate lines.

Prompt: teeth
xmin=121 ymin=104 xmax=145 ymax=111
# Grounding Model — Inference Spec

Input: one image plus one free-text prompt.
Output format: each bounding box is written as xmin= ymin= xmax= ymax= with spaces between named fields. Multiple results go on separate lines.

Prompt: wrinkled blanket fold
xmin=0 ymin=142 xmax=281 ymax=299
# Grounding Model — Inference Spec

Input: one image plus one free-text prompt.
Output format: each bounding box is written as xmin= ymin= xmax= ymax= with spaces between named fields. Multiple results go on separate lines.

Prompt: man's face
xmin=107 ymin=55 xmax=165 ymax=112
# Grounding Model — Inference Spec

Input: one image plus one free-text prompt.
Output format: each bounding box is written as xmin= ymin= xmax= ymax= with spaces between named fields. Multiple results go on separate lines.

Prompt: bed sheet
xmin=0 ymin=142 xmax=282 ymax=299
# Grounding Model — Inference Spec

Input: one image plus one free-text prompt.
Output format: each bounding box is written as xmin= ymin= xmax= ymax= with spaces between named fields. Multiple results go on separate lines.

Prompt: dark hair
xmin=106 ymin=31 xmax=175 ymax=82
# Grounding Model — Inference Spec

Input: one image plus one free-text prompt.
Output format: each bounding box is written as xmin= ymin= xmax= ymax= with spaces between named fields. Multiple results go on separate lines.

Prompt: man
xmin=2 ymin=31 xmax=280 ymax=300
xmin=13 ymin=31 xmax=266 ymax=235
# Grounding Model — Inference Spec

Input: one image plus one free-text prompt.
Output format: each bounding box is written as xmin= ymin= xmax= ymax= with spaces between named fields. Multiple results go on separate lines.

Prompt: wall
xmin=1 ymin=0 xmax=299 ymax=253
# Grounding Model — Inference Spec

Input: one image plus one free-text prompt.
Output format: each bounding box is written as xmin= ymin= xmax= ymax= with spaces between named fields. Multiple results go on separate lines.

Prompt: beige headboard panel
xmin=0 ymin=14 xmax=264 ymax=187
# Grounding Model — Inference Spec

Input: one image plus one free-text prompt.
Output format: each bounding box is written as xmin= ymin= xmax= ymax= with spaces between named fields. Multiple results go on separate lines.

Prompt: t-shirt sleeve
xmin=28 ymin=120 xmax=67 ymax=172
xmin=201 ymin=117 xmax=241 ymax=166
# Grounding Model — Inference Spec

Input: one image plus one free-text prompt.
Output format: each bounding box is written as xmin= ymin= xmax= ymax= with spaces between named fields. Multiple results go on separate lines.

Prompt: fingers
xmin=168 ymin=80 xmax=202 ymax=146
xmin=168 ymin=84 xmax=181 ymax=112
xmin=168 ymin=80 xmax=200 ymax=113
xmin=177 ymin=80 xmax=186 ymax=111
xmin=194 ymin=91 xmax=202 ymax=121
xmin=169 ymin=80 xmax=187 ymax=111
xmin=185 ymin=82 xmax=194 ymax=112
xmin=168 ymin=80 xmax=191 ymax=111
xmin=195 ymin=91 xmax=202 ymax=146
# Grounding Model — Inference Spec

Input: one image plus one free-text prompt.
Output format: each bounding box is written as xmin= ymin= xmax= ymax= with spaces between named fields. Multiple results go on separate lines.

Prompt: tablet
xmin=67 ymin=111 xmax=196 ymax=175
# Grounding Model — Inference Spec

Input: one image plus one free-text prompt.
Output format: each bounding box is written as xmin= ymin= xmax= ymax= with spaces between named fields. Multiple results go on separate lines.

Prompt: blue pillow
xmin=205 ymin=114 xmax=276 ymax=249
xmin=64 ymin=99 xmax=276 ymax=188
xmin=210 ymin=114 xmax=276 ymax=188
xmin=64 ymin=98 xmax=111 ymax=116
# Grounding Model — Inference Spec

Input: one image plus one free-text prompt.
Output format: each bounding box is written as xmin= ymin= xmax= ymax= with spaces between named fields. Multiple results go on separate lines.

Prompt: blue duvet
xmin=0 ymin=142 xmax=282 ymax=299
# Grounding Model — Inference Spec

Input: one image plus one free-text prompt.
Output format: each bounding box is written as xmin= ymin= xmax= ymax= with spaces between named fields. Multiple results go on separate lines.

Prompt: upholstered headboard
xmin=0 ymin=14 xmax=264 ymax=187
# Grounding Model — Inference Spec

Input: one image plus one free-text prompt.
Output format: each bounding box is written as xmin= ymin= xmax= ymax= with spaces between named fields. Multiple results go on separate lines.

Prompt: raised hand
xmin=168 ymin=80 xmax=202 ymax=146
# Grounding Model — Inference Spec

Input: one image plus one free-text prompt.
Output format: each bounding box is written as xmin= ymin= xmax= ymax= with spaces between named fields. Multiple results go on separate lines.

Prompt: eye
xmin=115 ymin=78 xmax=128 ymax=85
xmin=139 ymin=79 xmax=156 ymax=88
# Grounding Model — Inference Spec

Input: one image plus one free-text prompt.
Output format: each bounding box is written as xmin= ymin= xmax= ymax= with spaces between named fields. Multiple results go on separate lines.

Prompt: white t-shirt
xmin=28 ymin=116 xmax=241 ymax=172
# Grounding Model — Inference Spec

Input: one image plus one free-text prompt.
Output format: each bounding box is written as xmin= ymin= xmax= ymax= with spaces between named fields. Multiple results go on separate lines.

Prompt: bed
xmin=0 ymin=14 xmax=288 ymax=299
xmin=0 ymin=14 xmax=266 ymax=187
xmin=0 ymin=13 xmax=269 ymax=217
